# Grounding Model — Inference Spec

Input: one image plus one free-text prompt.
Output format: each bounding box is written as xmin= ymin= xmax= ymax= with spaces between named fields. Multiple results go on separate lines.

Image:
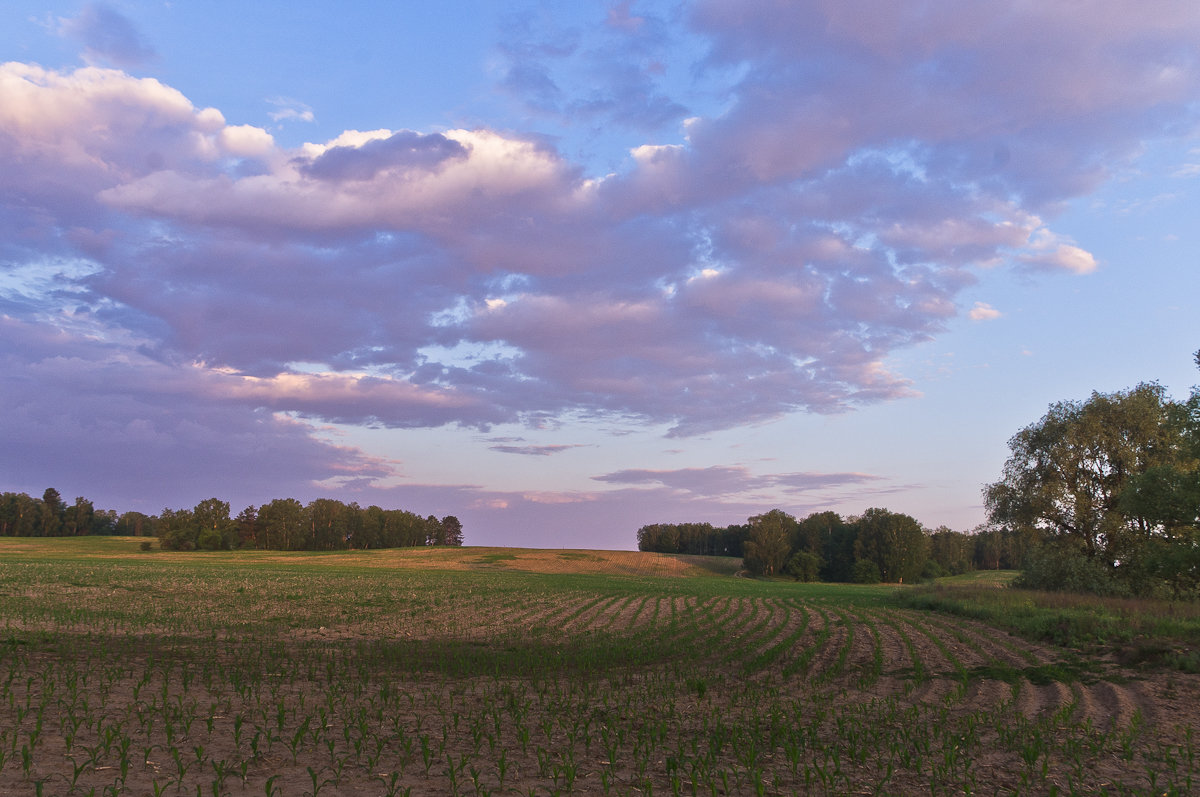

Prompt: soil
xmin=2 ymin=577 xmax=1198 ymax=795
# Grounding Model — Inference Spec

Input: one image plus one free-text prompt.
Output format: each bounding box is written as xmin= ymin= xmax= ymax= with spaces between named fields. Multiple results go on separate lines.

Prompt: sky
xmin=2 ymin=1 xmax=1199 ymax=549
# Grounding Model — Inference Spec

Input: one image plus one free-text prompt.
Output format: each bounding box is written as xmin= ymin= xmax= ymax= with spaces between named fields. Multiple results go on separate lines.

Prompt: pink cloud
xmin=1017 ymin=232 xmax=1100 ymax=275
xmin=0 ymin=317 xmax=394 ymax=515
xmin=593 ymin=465 xmax=882 ymax=498
xmin=3 ymin=1 xmax=1198 ymax=456
xmin=487 ymin=442 xmax=587 ymax=456
xmin=968 ymin=302 xmax=1002 ymax=322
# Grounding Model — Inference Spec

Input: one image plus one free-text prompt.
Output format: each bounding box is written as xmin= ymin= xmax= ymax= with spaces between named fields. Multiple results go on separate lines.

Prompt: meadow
xmin=0 ymin=539 xmax=1197 ymax=795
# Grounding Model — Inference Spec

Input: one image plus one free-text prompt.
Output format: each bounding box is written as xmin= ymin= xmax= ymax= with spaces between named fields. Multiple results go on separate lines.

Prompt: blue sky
xmin=2 ymin=1 xmax=1198 ymax=548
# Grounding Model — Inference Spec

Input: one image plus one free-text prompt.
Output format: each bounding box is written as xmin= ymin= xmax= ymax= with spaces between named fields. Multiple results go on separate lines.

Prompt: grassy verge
xmin=899 ymin=580 xmax=1200 ymax=672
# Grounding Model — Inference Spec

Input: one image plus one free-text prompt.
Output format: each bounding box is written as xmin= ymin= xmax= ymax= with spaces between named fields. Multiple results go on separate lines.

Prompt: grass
xmin=900 ymin=580 xmax=1200 ymax=672
xmin=934 ymin=569 xmax=1020 ymax=587
xmin=0 ymin=536 xmax=741 ymax=578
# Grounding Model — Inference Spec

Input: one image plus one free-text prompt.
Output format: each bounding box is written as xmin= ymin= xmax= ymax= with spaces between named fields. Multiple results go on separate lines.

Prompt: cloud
xmin=497 ymin=4 xmax=687 ymax=134
xmin=488 ymin=443 xmax=586 ymax=456
xmin=298 ymin=130 xmax=468 ymax=181
xmin=3 ymin=1 xmax=1199 ymax=464
xmin=593 ymin=465 xmax=882 ymax=497
xmin=0 ymin=316 xmax=394 ymax=515
xmin=267 ymin=97 xmax=316 ymax=124
xmin=687 ymin=0 xmax=1200 ymax=206
xmin=58 ymin=3 xmax=158 ymax=68
xmin=1018 ymin=230 xmax=1099 ymax=274
xmin=200 ymin=366 xmax=502 ymax=429
xmin=968 ymin=302 xmax=1002 ymax=321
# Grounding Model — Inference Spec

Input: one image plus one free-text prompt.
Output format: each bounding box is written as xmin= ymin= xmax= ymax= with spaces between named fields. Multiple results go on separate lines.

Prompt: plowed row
xmin=1 ymin=560 xmax=1197 ymax=795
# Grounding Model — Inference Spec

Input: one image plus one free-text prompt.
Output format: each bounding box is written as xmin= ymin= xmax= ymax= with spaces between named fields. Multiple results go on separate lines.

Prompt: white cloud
xmin=266 ymin=97 xmax=315 ymax=123
xmin=1018 ymin=230 xmax=1099 ymax=274
xmin=967 ymin=302 xmax=1002 ymax=321
xmin=219 ymin=124 xmax=276 ymax=158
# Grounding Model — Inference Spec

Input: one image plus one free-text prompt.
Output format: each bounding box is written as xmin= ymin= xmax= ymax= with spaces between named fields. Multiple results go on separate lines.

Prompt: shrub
xmin=784 ymin=550 xmax=823 ymax=582
xmin=920 ymin=559 xmax=949 ymax=581
xmin=852 ymin=559 xmax=881 ymax=584
xmin=197 ymin=528 xmax=227 ymax=551
xmin=1013 ymin=544 xmax=1131 ymax=598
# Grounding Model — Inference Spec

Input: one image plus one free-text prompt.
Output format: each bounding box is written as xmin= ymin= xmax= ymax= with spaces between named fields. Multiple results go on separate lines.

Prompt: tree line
xmin=637 ymin=510 xmax=1032 ymax=583
xmin=0 ymin=488 xmax=117 ymax=538
xmin=0 ymin=490 xmax=464 ymax=551
xmin=642 ymin=352 xmax=1200 ymax=598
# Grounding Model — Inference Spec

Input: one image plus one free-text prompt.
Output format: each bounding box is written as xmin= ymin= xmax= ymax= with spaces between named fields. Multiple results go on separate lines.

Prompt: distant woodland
xmin=642 ymin=356 xmax=1200 ymax=600
xmin=637 ymin=510 xmax=1029 ymax=584
xmin=0 ymin=491 xmax=463 ymax=551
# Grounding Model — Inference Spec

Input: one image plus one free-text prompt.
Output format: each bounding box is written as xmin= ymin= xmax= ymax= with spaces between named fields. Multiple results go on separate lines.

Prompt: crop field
xmin=0 ymin=539 xmax=1197 ymax=795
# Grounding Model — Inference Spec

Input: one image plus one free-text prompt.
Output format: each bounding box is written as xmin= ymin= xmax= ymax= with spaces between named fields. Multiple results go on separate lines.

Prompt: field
xmin=0 ymin=539 xmax=1198 ymax=795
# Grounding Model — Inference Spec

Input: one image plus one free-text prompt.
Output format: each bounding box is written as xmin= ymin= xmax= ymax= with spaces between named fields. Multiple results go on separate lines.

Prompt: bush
xmin=784 ymin=551 xmax=822 ymax=582
xmin=920 ymin=559 xmax=949 ymax=581
xmin=197 ymin=528 xmax=227 ymax=551
xmin=139 ymin=541 xmax=152 ymax=551
xmin=852 ymin=559 xmax=881 ymax=584
xmin=1013 ymin=544 xmax=1131 ymax=598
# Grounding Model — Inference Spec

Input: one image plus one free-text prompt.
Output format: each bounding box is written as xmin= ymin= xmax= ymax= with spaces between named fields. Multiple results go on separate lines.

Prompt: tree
xmin=92 ymin=509 xmax=118 ymax=535
xmin=423 ymin=515 xmax=440 ymax=545
xmin=852 ymin=559 xmax=882 ymax=584
xmin=374 ymin=508 xmax=427 ymax=548
xmin=65 ymin=496 xmax=94 ymax=536
xmin=636 ymin=522 xmax=740 ymax=555
xmin=116 ymin=510 xmax=154 ymax=537
xmin=1119 ymin=388 xmax=1200 ymax=536
xmin=784 ymin=550 xmax=822 ymax=582
xmin=157 ymin=506 xmax=196 ymax=550
xmin=440 ymin=516 xmax=464 ymax=546
xmin=0 ymin=492 xmax=39 ymax=536
xmin=795 ymin=511 xmax=854 ymax=581
xmin=234 ymin=506 xmax=258 ymax=549
xmin=306 ymin=499 xmax=351 ymax=550
xmin=742 ymin=509 xmax=796 ymax=576
xmin=985 ymin=383 xmax=1195 ymax=569
xmin=852 ymin=508 xmax=928 ymax=583
xmin=637 ymin=523 xmax=680 ymax=553
xmin=257 ymin=498 xmax=303 ymax=549
xmin=356 ymin=505 xmax=386 ymax=549
xmin=928 ymin=526 xmax=973 ymax=575
xmin=39 ymin=488 xmax=65 ymax=536
xmin=193 ymin=498 xmax=234 ymax=550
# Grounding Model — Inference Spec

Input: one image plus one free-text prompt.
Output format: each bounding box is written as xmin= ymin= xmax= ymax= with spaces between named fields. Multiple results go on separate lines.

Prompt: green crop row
xmin=0 ymin=547 xmax=1195 ymax=795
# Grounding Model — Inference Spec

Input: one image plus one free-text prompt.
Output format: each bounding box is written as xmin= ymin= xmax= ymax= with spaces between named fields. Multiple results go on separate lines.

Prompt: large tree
xmin=193 ymin=498 xmax=235 ymax=550
xmin=986 ymin=382 xmax=1198 ymax=577
xmin=742 ymin=509 xmax=796 ymax=576
xmin=39 ymin=488 xmax=65 ymax=537
xmin=928 ymin=526 xmax=973 ymax=575
xmin=0 ymin=492 xmax=40 ymax=536
xmin=258 ymin=498 xmax=304 ymax=550
xmin=157 ymin=506 xmax=196 ymax=550
xmin=439 ymin=516 xmax=464 ymax=546
xmin=64 ymin=496 xmax=94 ymax=536
xmin=852 ymin=508 xmax=928 ymax=583
xmin=796 ymin=511 xmax=854 ymax=582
